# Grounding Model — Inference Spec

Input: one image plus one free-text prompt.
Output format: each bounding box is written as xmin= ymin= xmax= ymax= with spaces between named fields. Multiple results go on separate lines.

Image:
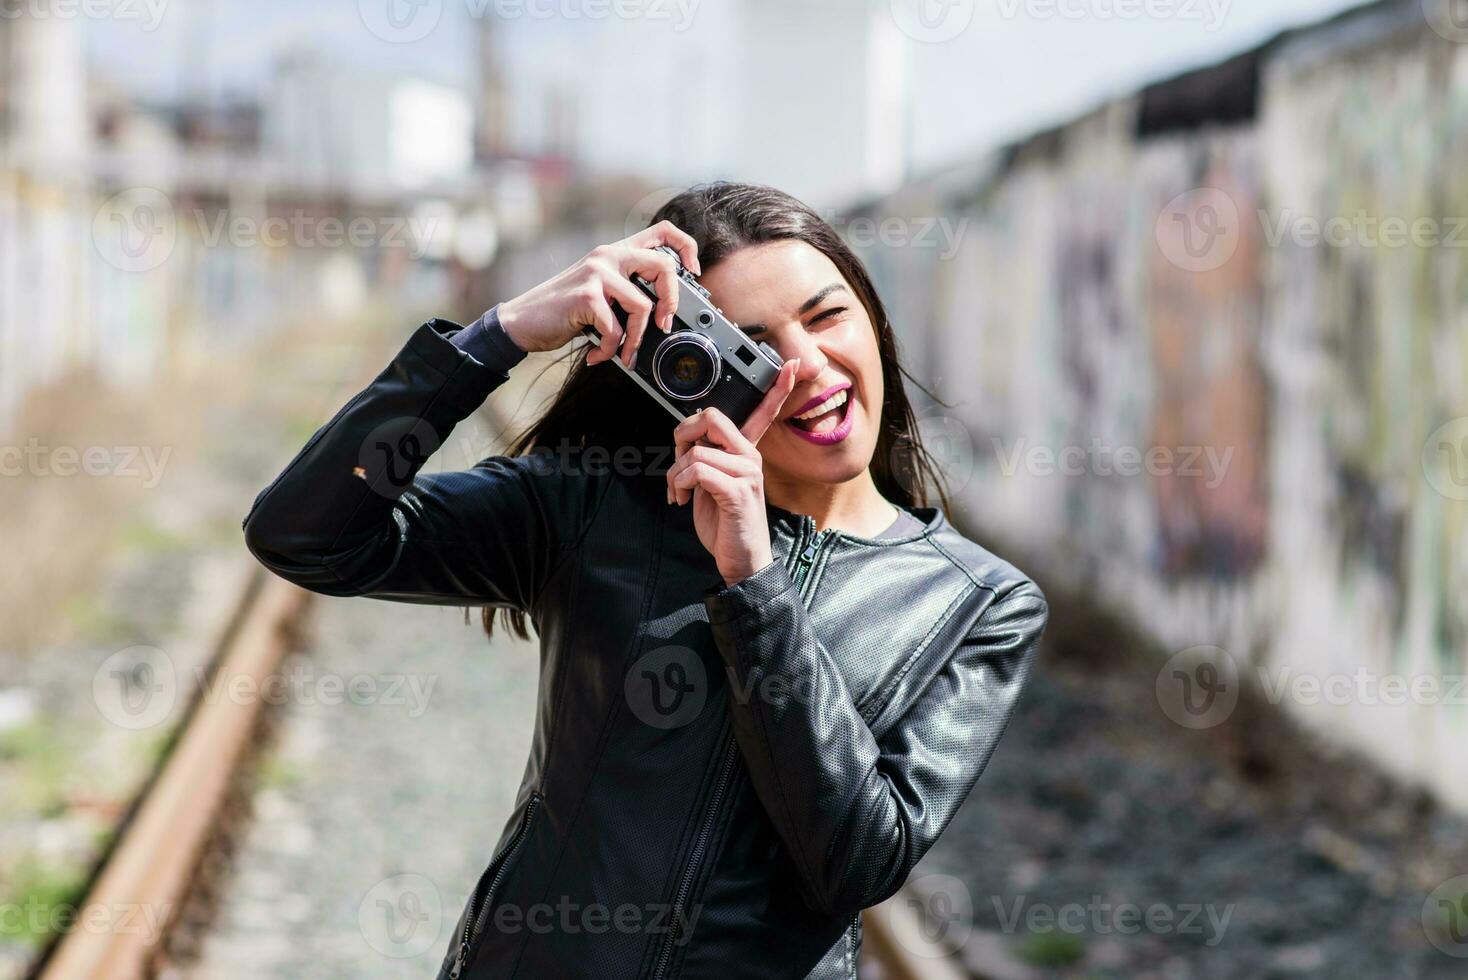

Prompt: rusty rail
xmin=37 ymin=570 xmax=311 ymax=980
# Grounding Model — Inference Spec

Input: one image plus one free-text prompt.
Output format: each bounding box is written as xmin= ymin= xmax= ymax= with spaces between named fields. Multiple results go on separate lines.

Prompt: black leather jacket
xmin=242 ymin=313 xmax=1049 ymax=980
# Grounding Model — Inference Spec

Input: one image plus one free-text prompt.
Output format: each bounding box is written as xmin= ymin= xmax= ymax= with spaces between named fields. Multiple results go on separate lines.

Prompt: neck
xmin=763 ymin=467 xmax=898 ymax=538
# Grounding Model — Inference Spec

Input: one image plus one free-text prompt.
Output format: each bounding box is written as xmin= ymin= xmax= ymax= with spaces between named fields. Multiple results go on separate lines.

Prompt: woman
xmin=243 ymin=182 xmax=1048 ymax=980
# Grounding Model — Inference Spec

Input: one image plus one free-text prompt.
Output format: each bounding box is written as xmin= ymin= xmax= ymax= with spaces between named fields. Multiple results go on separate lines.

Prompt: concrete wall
xmin=850 ymin=0 xmax=1468 ymax=812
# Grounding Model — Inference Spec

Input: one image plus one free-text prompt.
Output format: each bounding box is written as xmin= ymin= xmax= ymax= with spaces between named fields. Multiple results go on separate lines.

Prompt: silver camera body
xmin=582 ymin=246 xmax=785 ymax=427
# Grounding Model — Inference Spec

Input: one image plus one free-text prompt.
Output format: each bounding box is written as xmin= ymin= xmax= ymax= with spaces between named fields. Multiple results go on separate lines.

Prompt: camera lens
xmin=652 ymin=332 xmax=721 ymax=401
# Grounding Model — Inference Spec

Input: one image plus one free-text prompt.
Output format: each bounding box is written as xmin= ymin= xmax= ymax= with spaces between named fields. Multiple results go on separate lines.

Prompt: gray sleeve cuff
xmin=702 ymin=558 xmax=795 ymax=626
xmin=448 ymin=304 xmax=528 ymax=374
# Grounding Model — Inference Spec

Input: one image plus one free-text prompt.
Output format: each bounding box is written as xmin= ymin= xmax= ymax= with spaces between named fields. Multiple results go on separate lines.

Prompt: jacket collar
xmin=763 ymin=499 xmax=945 ymax=545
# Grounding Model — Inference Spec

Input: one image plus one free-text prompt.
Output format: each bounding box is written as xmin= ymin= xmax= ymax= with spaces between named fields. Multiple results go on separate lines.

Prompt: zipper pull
xmin=797 ymin=529 xmax=827 ymax=569
xmin=449 ymin=941 xmax=470 ymax=979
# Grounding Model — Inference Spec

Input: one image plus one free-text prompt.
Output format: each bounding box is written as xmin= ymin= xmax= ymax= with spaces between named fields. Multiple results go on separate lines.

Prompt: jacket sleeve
xmin=242 ymin=308 xmax=600 ymax=610
xmin=702 ymin=559 xmax=1047 ymax=917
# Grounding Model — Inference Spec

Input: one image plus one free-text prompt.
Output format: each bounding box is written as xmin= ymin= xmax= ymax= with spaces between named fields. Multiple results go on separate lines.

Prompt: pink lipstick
xmin=785 ymin=382 xmax=855 ymax=446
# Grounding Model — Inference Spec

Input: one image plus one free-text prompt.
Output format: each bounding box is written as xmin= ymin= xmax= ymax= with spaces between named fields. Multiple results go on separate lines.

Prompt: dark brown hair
xmin=483 ymin=181 xmax=952 ymax=640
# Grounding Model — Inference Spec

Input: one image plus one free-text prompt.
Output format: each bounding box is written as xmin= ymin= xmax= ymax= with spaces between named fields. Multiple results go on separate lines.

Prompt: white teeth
xmin=793 ymin=389 xmax=848 ymax=421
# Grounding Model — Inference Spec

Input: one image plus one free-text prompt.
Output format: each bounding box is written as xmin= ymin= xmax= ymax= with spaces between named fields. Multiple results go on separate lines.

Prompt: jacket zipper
xmin=450 ymin=792 xmax=541 ymax=980
xmin=649 ymin=730 xmax=740 ymax=980
xmin=650 ymin=516 xmax=830 ymax=980
xmin=794 ymin=524 xmax=831 ymax=600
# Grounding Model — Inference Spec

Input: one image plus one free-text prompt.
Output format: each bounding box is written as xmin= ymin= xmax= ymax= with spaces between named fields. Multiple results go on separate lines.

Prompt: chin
xmin=769 ymin=440 xmax=875 ymax=488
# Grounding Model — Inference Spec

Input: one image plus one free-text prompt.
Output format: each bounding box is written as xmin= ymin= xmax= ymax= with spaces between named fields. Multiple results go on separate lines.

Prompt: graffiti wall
xmin=852 ymin=2 xmax=1468 ymax=812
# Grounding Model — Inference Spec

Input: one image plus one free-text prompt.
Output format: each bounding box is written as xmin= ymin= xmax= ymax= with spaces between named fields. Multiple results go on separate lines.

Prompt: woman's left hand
xmin=666 ymin=358 xmax=802 ymax=586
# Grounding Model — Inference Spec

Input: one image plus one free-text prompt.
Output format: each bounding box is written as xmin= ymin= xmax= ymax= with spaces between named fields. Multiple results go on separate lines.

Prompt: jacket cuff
xmin=405 ymin=316 xmax=512 ymax=417
xmin=703 ymin=558 xmax=794 ymax=626
xmin=448 ymin=304 xmax=528 ymax=374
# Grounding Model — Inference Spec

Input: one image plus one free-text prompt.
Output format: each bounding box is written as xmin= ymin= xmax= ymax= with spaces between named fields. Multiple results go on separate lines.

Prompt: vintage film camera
xmin=581 ymin=245 xmax=785 ymax=427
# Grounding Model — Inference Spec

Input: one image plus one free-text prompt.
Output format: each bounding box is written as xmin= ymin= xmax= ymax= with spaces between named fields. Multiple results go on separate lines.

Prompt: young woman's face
xmin=699 ymin=240 xmax=884 ymax=489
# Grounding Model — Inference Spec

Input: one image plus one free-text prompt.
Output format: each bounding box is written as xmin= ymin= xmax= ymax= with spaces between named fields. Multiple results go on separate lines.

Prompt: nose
xmin=781 ymin=328 xmax=827 ymax=383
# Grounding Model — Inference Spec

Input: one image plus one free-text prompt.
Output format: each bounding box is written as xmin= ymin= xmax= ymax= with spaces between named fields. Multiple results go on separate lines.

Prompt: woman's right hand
xmin=495 ymin=221 xmax=702 ymax=369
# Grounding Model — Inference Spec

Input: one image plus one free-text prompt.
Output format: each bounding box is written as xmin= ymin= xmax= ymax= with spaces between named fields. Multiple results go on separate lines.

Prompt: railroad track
xmin=32 ymin=569 xmax=311 ymax=980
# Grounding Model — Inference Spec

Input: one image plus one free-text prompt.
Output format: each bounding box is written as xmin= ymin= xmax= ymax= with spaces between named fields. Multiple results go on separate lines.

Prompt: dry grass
xmin=0 ymin=303 xmax=407 ymax=654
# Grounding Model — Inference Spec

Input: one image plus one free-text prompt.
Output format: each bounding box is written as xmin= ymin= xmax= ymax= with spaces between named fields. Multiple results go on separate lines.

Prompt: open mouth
xmin=786 ymin=385 xmax=855 ymax=445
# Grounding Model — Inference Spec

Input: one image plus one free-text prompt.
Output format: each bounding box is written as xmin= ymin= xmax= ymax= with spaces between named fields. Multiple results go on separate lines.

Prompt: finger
xmin=672 ymin=461 xmax=746 ymax=508
xmin=626 ymin=219 xmax=701 ymax=276
xmin=602 ymin=274 xmax=654 ymax=369
xmin=666 ymin=443 xmax=757 ymax=505
xmin=622 ymin=247 xmax=680 ymax=332
xmin=673 ymin=407 xmax=753 ymax=462
xmin=583 ymin=297 xmax=623 ymax=366
xmin=740 ymin=358 xmax=802 ymax=443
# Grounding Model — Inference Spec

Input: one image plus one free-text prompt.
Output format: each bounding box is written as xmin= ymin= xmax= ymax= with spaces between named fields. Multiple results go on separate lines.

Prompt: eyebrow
xmin=798 ymin=283 xmax=849 ymax=314
xmin=740 ymin=283 xmax=850 ymax=333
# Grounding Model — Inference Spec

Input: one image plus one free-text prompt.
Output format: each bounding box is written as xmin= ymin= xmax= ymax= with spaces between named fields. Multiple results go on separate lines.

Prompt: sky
xmin=82 ymin=0 xmax=1374 ymax=181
